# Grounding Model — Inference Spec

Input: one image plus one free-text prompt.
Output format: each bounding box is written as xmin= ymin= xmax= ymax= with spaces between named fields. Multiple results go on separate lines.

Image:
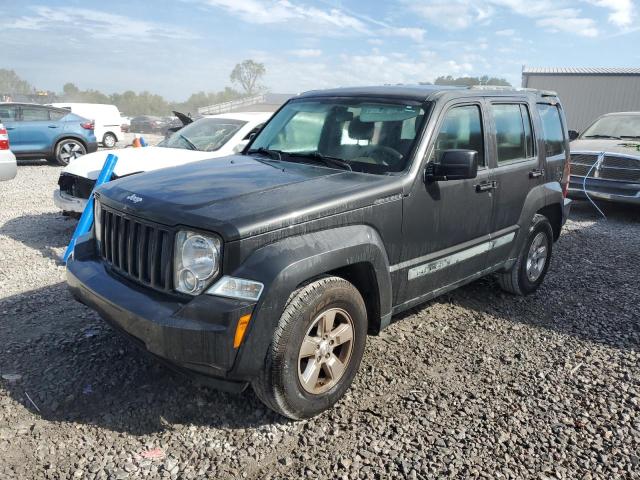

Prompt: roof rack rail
xmin=468 ymin=85 xmax=558 ymax=96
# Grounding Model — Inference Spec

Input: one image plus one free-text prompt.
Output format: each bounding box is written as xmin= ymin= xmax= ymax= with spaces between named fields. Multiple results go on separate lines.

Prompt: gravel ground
xmin=1 ymin=164 xmax=639 ymax=480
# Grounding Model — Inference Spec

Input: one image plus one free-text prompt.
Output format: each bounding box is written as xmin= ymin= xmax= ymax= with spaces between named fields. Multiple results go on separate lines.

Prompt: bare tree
xmin=230 ymin=60 xmax=266 ymax=95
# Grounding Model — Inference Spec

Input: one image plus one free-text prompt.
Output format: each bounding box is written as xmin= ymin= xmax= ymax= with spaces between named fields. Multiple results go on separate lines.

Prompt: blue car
xmin=0 ymin=103 xmax=98 ymax=166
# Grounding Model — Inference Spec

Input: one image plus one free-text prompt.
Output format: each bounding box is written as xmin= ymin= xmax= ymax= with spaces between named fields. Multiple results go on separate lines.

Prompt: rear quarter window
xmin=536 ymin=104 xmax=565 ymax=157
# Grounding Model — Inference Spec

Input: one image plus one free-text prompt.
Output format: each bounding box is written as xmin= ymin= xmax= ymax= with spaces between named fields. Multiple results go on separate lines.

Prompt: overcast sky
xmin=2 ymin=0 xmax=638 ymax=100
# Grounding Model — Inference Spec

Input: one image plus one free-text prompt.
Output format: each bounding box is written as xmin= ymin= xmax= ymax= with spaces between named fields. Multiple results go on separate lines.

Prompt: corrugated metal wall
xmin=522 ymin=74 xmax=640 ymax=131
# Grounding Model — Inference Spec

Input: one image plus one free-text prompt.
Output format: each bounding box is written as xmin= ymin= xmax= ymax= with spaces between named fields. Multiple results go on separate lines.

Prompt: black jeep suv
xmin=67 ymin=86 xmax=571 ymax=419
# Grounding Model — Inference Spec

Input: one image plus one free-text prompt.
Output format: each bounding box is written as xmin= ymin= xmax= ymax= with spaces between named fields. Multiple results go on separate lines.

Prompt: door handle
xmin=529 ymin=168 xmax=544 ymax=178
xmin=48 ymin=125 xmax=59 ymax=129
xmin=475 ymin=181 xmax=497 ymax=193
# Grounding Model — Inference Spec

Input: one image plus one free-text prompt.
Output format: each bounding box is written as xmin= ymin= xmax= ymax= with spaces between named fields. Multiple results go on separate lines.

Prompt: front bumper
xmin=53 ymin=188 xmax=87 ymax=213
xmin=67 ymin=249 xmax=255 ymax=392
xmin=568 ymin=176 xmax=640 ymax=205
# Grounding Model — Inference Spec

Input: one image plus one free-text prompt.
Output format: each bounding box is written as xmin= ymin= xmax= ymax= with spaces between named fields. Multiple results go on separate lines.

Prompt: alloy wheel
xmin=526 ymin=232 xmax=548 ymax=282
xmin=58 ymin=141 xmax=85 ymax=163
xmin=297 ymin=308 xmax=355 ymax=395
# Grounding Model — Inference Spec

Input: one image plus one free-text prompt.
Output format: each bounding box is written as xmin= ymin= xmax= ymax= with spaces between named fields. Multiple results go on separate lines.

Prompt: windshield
xmin=582 ymin=114 xmax=640 ymax=139
xmin=158 ymin=117 xmax=246 ymax=151
xmin=248 ymin=98 xmax=428 ymax=174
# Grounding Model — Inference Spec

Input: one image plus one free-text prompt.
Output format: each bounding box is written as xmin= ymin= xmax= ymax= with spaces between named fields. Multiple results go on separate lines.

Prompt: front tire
xmin=497 ymin=214 xmax=553 ymax=296
xmin=52 ymin=139 xmax=87 ymax=166
xmin=102 ymin=132 xmax=117 ymax=148
xmin=253 ymin=276 xmax=367 ymax=419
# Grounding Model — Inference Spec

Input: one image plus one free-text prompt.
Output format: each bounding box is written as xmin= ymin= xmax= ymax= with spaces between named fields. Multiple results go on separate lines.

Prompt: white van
xmin=50 ymin=103 xmax=123 ymax=148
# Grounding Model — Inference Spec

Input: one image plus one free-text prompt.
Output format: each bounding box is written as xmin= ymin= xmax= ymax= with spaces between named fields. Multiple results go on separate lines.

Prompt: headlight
xmin=174 ymin=230 xmax=221 ymax=295
xmin=94 ymin=199 xmax=102 ymax=245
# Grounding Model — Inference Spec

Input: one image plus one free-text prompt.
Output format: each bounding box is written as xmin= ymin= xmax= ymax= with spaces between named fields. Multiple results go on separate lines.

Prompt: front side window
xmin=537 ymin=104 xmax=566 ymax=157
xmin=157 ymin=117 xmax=246 ymax=152
xmin=430 ymin=105 xmax=484 ymax=166
xmin=0 ymin=105 xmax=18 ymax=121
xmin=21 ymin=106 xmax=50 ymax=122
xmin=249 ymin=99 xmax=428 ymax=174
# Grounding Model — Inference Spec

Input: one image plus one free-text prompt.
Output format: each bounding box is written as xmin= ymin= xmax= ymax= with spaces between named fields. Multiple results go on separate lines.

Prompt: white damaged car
xmin=54 ymin=112 xmax=271 ymax=214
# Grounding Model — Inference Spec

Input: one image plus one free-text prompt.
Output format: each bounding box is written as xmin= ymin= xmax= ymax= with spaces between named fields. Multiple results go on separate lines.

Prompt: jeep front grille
xmin=570 ymin=153 xmax=640 ymax=183
xmin=99 ymin=206 xmax=173 ymax=292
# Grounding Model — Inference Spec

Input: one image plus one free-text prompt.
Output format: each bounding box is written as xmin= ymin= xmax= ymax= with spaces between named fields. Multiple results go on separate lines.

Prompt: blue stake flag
xmin=63 ymin=153 xmax=119 ymax=263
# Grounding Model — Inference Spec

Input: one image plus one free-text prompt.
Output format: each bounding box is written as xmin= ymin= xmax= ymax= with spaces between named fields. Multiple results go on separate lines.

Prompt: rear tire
xmin=51 ymin=139 xmax=87 ymax=166
xmin=102 ymin=132 xmax=117 ymax=148
xmin=252 ymin=276 xmax=367 ymax=419
xmin=497 ymin=214 xmax=553 ymax=296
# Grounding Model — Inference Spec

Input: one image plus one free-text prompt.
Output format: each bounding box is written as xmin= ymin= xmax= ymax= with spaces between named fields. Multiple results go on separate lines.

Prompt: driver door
xmin=393 ymin=100 xmax=494 ymax=307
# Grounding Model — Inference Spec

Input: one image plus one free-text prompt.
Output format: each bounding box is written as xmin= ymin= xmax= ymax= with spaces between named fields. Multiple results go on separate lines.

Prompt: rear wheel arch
xmin=536 ymin=203 xmax=562 ymax=241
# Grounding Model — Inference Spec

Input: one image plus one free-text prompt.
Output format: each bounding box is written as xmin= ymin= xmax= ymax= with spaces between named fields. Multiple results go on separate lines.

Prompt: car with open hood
xmin=568 ymin=112 xmax=640 ymax=205
xmin=67 ymin=85 xmax=571 ymax=419
xmin=54 ymin=112 xmax=272 ymax=214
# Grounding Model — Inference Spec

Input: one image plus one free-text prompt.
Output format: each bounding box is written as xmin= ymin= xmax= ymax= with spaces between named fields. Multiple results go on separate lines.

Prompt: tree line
xmin=0 ymin=60 xmax=268 ymax=117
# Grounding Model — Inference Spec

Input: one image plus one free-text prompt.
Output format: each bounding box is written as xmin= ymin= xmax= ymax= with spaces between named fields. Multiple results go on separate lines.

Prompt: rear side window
xmin=21 ymin=107 xmax=49 ymax=121
xmin=49 ymin=109 xmax=68 ymax=121
xmin=537 ymin=104 xmax=565 ymax=157
xmin=491 ymin=104 xmax=531 ymax=164
xmin=431 ymin=105 xmax=484 ymax=166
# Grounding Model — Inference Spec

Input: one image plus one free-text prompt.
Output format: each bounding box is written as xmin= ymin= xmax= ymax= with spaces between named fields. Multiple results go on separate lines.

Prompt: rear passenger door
xmin=486 ymin=100 xmax=541 ymax=265
xmin=17 ymin=105 xmax=56 ymax=154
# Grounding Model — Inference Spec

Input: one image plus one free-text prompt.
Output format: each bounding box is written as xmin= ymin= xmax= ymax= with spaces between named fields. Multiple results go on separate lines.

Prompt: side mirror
xmin=233 ymin=139 xmax=249 ymax=153
xmin=568 ymin=130 xmax=579 ymax=141
xmin=426 ymin=149 xmax=478 ymax=182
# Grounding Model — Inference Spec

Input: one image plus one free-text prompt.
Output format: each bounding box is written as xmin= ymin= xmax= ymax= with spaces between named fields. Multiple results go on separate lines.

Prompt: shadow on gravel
xmin=1 ymin=283 xmax=289 ymax=435
xmin=0 ymin=212 xmax=76 ymax=262
xmin=569 ymin=199 xmax=640 ymax=222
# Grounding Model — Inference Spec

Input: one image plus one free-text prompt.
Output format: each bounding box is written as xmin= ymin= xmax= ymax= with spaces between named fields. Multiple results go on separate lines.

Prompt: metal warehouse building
xmin=522 ymin=67 xmax=640 ymax=131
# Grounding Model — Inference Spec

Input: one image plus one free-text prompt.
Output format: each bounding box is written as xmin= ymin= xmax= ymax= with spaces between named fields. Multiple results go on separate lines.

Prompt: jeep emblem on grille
xmin=126 ymin=193 xmax=143 ymax=203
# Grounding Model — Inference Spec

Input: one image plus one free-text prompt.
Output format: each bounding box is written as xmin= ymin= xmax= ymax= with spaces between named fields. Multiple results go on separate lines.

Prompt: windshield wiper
xmin=620 ymin=135 xmax=640 ymax=140
xmin=247 ymin=147 xmax=283 ymax=160
xmin=178 ymin=134 xmax=198 ymax=150
xmin=584 ymin=134 xmax=621 ymax=140
xmin=287 ymin=151 xmax=352 ymax=171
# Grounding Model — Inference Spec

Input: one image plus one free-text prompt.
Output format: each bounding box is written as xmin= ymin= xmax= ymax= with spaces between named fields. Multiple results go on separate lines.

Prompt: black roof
xmin=297 ymin=85 xmax=555 ymax=102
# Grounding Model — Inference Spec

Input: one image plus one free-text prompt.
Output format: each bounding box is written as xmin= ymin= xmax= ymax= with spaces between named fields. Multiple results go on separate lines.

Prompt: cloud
xmin=587 ymin=0 xmax=635 ymax=27
xmin=381 ymin=27 xmax=426 ymax=42
xmin=198 ymin=0 xmax=369 ymax=33
xmin=496 ymin=29 xmax=516 ymax=36
xmin=405 ymin=1 xmax=494 ymax=30
xmin=2 ymin=6 xmax=196 ymax=41
xmin=289 ymin=49 xmax=323 ymax=58
xmin=408 ymin=0 xmax=602 ymax=37
xmin=194 ymin=0 xmax=427 ymax=42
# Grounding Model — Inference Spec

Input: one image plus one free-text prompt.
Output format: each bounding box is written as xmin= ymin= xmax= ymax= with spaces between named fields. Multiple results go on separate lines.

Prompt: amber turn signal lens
xmin=233 ymin=314 xmax=252 ymax=349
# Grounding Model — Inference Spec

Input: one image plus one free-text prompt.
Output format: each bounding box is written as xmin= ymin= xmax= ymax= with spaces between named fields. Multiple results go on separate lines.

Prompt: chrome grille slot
xmin=99 ymin=206 xmax=173 ymax=292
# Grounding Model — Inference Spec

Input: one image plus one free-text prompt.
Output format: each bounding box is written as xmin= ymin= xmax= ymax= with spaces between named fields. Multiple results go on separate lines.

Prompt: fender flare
xmin=505 ymin=182 xmax=564 ymax=266
xmin=229 ymin=224 xmax=392 ymax=378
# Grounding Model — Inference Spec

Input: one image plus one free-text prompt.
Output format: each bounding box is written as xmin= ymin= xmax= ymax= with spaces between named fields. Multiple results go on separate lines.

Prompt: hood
xmin=63 ymin=146 xmax=222 ymax=179
xmin=97 ymin=155 xmax=397 ymax=241
xmin=571 ymin=138 xmax=640 ymax=157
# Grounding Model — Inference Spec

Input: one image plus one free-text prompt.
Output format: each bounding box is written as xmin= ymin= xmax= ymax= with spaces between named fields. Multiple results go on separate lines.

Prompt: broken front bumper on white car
xmin=53 ymin=188 xmax=87 ymax=214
